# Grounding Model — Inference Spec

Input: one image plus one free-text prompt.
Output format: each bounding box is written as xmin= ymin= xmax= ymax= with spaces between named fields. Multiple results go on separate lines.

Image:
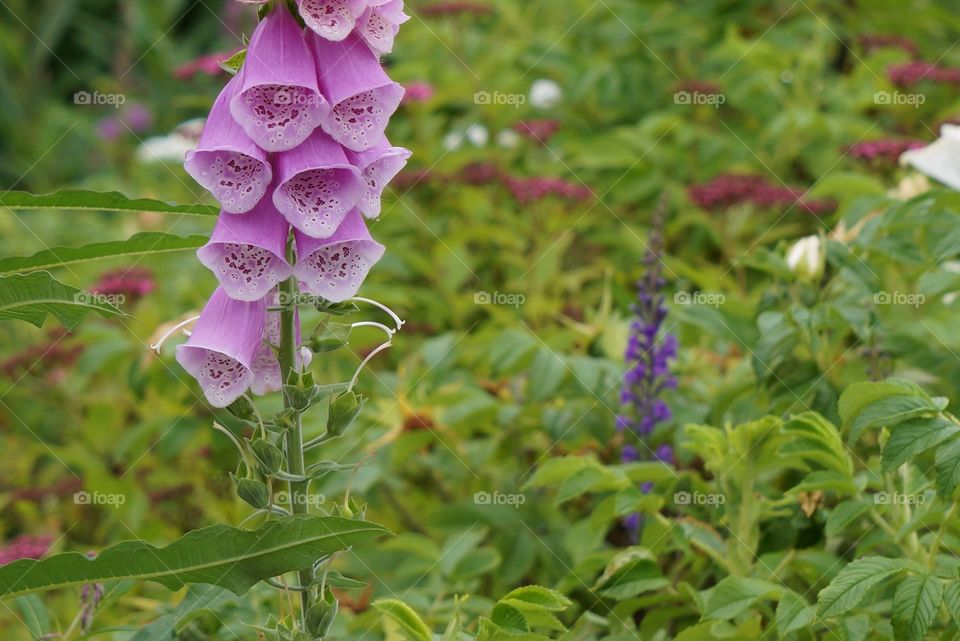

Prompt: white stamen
xmin=350 ymin=296 xmax=405 ymax=331
xmin=150 ymin=315 xmax=201 ymax=353
xmin=348 ymin=340 xmax=393 ymax=392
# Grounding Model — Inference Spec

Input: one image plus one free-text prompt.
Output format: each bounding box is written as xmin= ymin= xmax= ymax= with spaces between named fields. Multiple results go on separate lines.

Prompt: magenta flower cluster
xmin=177 ymin=1 xmax=410 ymax=408
xmin=846 ymin=138 xmax=925 ymax=166
xmin=888 ymin=61 xmax=960 ymax=88
xmin=0 ymin=535 xmax=51 ymax=565
xmin=688 ymin=174 xmax=835 ymax=215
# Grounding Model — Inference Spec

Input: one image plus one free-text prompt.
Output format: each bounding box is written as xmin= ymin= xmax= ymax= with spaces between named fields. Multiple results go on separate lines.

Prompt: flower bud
xmin=231 ymin=474 xmax=270 ymax=509
xmin=307 ymin=591 xmax=339 ymax=638
xmin=250 ymin=439 xmax=284 ymax=475
xmin=785 ymin=235 xmax=825 ymax=283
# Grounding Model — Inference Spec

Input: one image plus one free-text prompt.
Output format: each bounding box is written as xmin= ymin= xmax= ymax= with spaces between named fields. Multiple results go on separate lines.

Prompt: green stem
xmin=279 ymin=267 xmax=315 ymax=623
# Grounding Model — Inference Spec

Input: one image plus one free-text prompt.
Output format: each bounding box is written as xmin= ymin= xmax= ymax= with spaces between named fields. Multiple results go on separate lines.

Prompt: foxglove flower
xmin=347 ymin=137 xmax=411 ymax=218
xmin=185 ymin=76 xmax=272 ymax=213
xmin=298 ymin=0 xmax=367 ymax=42
xmin=197 ymin=200 xmax=293 ymax=301
xmin=294 ymin=209 xmax=385 ymax=302
xmin=273 ymin=129 xmax=364 ymax=237
xmin=311 ymin=33 xmax=405 ymax=151
xmin=231 ymin=6 xmax=329 ymax=152
xmin=175 ymin=288 xmax=267 ymax=407
xmin=356 ymin=0 xmax=409 ymax=55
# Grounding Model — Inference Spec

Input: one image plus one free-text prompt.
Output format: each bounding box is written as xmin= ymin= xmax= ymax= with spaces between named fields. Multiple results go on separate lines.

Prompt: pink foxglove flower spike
xmin=175 ymin=288 xmax=267 ymax=407
xmin=184 ymin=76 xmax=272 ymax=214
xmin=273 ymin=129 xmax=364 ymax=238
xmin=311 ymin=33 xmax=405 ymax=151
xmin=197 ymin=199 xmax=293 ymax=301
xmin=230 ymin=6 xmax=329 ymax=152
xmin=356 ymin=0 xmax=409 ymax=55
xmin=294 ymin=209 xmax=385 ymax=302
xmin=347 ymin=137 xmax=411 ymax=218
xmin=298 ymin=0 xmax=368 ymax=42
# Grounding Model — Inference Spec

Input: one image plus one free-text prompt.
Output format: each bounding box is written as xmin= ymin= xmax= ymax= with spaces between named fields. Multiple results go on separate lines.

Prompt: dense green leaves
xmin=0 ymin=516 xmax=388 ymax=599
xmin=698 ymin=577 xmax=782 ymax=621
xmin=0 ymin=190 xmax=218 ymax=217
xmin=0 ymin=232 xmax=207 ymax=275
xmin=0 ymin=271 xmax=127 ymax=329
xmin=372 ymin=599 xmax=432 ymax=641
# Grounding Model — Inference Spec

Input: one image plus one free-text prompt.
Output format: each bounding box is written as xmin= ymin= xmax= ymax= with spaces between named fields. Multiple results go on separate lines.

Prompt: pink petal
xmin=294 ymin=209 xmax=385 ymax=302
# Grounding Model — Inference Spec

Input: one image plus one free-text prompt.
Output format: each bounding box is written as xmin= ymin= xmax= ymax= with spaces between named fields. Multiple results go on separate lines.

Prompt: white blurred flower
xmin=786 ymin=235 xmax=825 ymax=283
xmin=496 ymin=129 xmax=521 ymax=149
xmin=136 ymin=134 xmax=196 ymax=163
xmin=465 ymin=124 xmax=489 ymax=147
xmin=529 ymin=79 xmax=562 ymax=109
xmin=900 ymin=125 xmax=960 ymax=190
xmin=889 ymin=172 xmax=932 ymax=200
xmin=442 ymin=124 xmax=489 ymax=151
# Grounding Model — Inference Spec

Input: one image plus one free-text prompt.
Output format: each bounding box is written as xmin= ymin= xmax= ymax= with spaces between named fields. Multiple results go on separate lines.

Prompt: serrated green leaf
xmin=825 ymin=500 xmax=869 ymax=537
xmin=817 ymin=556 xmax=911 ymax=618
xmin=373 ymin=599 xmax=432 ymax=641
xmin=776 ymin=590 xmax=815 ymax=638
xmin=699 ymin=577 xmax=782 ymax=621
xmin=491 ymin=602 xmax=530 ymax=633
xmin=0 ymin=233 xmax=208 ymax=275
xmin=883 ymin=417 xmax=960 ymax=472
xmin=500 ymin=586 xmax=571 ymax=612
xmin=0 ymin=190 xmax=218 ymax=216
xmin=935 ymin=439 xmax=960 ymax=498
xmin=943 ymin=581 xmax=960 ymax=627
xmin=839 ymin=380 xmax=942 ymax=444
xmin=0 ymin=515 xmax=388 ymax=599
xmin=892 ymin=574 xmax=943 ymax=641
xmin=0 ymin=271 xmax=128 ymax=329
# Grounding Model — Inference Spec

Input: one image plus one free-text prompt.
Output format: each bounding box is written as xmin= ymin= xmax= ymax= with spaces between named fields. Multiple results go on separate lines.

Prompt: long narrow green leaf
xmin=0 ymin=190 xmax=218 ymax=217
xmin=0 ymin=271 xmax=128 ymax=329
xmin=0 ymin=232 xmax=208 ymax=275
xmin=0 ymin=516 xmax=389 ymax=599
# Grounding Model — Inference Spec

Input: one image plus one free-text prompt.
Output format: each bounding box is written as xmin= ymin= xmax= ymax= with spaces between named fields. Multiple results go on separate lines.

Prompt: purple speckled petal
xmin=184 ymin=76 xmax=272 ymax=213
xmin=273 ymin=129 xmax=364 ymax=238
xmin=176 ymin=288 xmax=267 ymax=407
xmin=294 ymin=209 xmax=385 ymax=302
xmin=356 ymin=0 xmax=408 ymax=55
xmin=298 ymin=0 xmax=368 ymax=42
xmin=230 ymin=7 xmax=329 ymax=151
xmin=346 ymin=137 xmax=410 ymax=218
xmin=311 ymin=32 xmax=405 ymax=151
xmin=197 ymin=200 xmax=293 ymax=301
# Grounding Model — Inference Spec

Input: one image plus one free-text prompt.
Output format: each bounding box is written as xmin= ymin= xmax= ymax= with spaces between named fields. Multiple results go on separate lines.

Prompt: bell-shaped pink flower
xmin=197 ymin=199 xmax=293 ymax=301
xmin=311 ymin=33 xmax=405 ymax=152
xmin=272 ymin=129 xmax=364 ymax=238
xmin=356 ymin=0 xmax=409 ymax=55
xmin=347 ymin=137 xmax=411 ymax=218
xmin=176 ymin=288 xmax=267 ymax=407
xmin=298 ymin=0 xmax=368 ymax=42
xmin=184 ymin=76 xmax=272 ymax=214
xmin=294 ymin=209 xmax=385 ymax=302
xmin=230 ymin=6 xmax=329 ymax=152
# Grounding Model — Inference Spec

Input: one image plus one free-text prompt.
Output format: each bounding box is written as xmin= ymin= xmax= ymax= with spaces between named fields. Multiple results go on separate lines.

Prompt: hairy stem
xmin=279 ymin=263 xmax=315 ymax=622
